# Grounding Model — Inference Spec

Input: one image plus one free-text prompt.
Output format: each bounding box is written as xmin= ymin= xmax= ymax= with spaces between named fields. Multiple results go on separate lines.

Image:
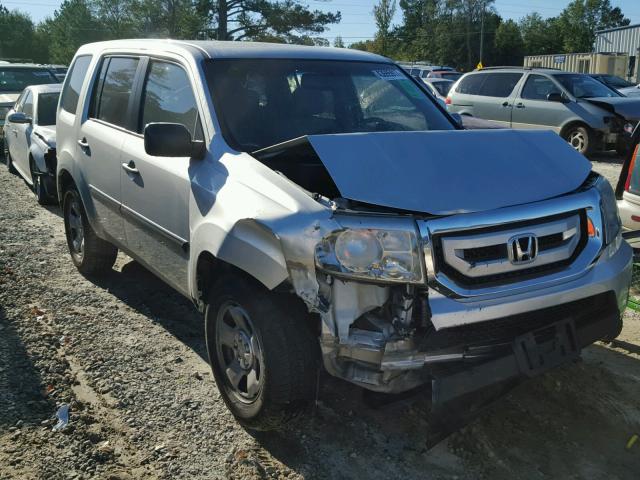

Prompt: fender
xmin=191 ymin=218 xmax=289 ymax=295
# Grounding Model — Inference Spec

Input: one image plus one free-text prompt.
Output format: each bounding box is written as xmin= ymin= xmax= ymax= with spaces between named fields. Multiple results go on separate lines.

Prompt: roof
xmin=27 ymin=83 xmax=62 ymax=94
xmin=596 ymin=23 xmax=640 ymax=34
xmin=470 ymin=66 xmax=563 ymax=74
xmin=77 ymin=39 xmax=391 ymax=63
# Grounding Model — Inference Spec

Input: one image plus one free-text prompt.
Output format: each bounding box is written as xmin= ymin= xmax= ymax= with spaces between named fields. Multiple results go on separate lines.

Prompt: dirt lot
xmin=1 ymin=154 xmax=640 ymax=480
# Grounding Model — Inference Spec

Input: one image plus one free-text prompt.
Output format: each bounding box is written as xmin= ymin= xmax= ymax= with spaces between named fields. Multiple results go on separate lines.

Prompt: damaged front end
xmin=252 ymin=129 xmax=630 ymax=406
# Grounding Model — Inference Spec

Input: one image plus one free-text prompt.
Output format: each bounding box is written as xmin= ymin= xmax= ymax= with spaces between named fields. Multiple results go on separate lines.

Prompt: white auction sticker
xmin=372 ymin=69 xmax=406 ymax=81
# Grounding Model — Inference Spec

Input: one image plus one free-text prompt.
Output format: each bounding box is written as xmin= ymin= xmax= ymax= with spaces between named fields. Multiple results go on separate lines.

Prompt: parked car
xmin=447 ymin=67 xmax=640 ymax=155
xmin=0 ymin=64 xmax=59 ymax=146
xmin=404 ymin=65 xmax=455 ymax=80
xmin=44 ymin=64 xmax=69 ymax=82
xmin=422 ymin=77 xmax=455 ymax=101
xmin=589 ymin=74 xmax=640 ymax=97
xmin=427 ymin=70 xmax=463 ymax=81
xmin=3 ymin=84 xmax=60 ymax=204
xmin=57 ymin=40 xmax=630 ymax=431
xmin=616 ymin=123 xmax=640 ymax=248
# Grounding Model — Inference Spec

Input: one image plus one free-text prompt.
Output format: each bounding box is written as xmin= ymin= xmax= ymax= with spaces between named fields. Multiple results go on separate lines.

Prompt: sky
xmin=6 ymin=0 xmax=640 ymax=45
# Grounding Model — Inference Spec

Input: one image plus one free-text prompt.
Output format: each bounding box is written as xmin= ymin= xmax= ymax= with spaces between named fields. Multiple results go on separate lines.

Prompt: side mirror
xmin=7 ymin=112 xmax=32 ymax=124
xmin=450 ymin=112 xmax=463 ymax=127
xmin=143 ymin=123 xmax=205 ymax=159
xmin=547 ymin=92 xmax=568 ymax=103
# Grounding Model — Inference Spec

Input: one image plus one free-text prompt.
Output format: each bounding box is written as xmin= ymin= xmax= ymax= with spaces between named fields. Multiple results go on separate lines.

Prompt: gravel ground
xmin=1 ymin=153 xmax=640 ymax=479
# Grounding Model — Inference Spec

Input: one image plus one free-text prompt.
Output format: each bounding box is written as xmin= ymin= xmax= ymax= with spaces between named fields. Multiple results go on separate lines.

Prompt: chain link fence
xmin=629 ymin=262 xmax=640 ymax=311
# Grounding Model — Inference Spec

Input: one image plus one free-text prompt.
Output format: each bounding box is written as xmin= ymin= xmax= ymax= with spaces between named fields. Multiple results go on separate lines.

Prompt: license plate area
xmin=513 ymin=319 xmax=579 ymax=377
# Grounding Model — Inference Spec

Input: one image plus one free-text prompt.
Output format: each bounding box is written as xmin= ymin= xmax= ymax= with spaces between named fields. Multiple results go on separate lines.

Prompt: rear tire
xmin=205 ymin=273 xmax=319 ymax=431
xmin=563 ymin=125 xmax=592 ymax=156
xmin=63 ymin=185 xmax=117 ymax=275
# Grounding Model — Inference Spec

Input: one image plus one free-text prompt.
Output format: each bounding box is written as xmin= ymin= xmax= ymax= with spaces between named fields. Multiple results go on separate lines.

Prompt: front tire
xmin=30 ymin=158 xmax=54 ymax=205
xmin=63 ymin=185 xmax=117 ymax=275
xmin=205 ymin=274 xmax=319 ymax=431
xmin=5 ymin=146 xmax=17 ymax=175
xmin=563 ymin=125 xmax=592 ymax=156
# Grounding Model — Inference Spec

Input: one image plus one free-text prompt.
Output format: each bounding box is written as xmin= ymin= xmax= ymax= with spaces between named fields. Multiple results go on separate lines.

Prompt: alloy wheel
xmin=568 ymin=130 xmax=586 ymax=153
xmin=67 ymin=198 xmax=85 ymax=257
xmin=215 ymin=302 xmax=265 ymax=402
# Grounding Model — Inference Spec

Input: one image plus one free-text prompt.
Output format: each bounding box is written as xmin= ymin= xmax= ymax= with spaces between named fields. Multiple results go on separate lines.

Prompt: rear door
xmin=448 ymin=73 xmax=487 ymax=114
xmin=76 ymin=56 xmax=142 ymax=245
xmin=120 ymin=58 xmax=202 ymax=294
xmin=471 ymin=72 xmax=523 ymax=126
xmin=511 ymin=74 xmax=568 ymax=132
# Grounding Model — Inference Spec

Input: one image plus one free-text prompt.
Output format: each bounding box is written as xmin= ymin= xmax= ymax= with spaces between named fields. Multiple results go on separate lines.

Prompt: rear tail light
xmin=624 ymin=143 xmax=639 ymax=192
xmin=445 ymin=97 xmax=451 ymax=105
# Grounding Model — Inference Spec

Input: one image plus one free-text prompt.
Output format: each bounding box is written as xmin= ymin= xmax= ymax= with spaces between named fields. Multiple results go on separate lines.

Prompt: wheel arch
xmin=559 ymin=120 xmax=592 ymax=139
xmin=191 ymin=219 xmax=290 ymax=309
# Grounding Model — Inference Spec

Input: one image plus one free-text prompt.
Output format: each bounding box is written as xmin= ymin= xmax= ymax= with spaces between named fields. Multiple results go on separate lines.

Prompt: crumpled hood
xmin=305 ymin=130 xmax=591 ymax=215
xmin=0 ymin=92 xmax=19 ymax=106
xmin=585 ymin=96 xmax=640 ymax=120
xmin=34 ymin=125 xmax=56 ymax=148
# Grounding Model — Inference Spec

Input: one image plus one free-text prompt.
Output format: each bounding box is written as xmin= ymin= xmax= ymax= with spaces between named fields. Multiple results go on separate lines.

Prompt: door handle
xmin=121 ymin=161 xmax=139 ymax=174
xmin=77 ymin=138 xmax=89 ymax=148
xmin=502 ymin=101 xmax=511 ymax=107
xmin=515 ymin=103 xmax=525 ymax=109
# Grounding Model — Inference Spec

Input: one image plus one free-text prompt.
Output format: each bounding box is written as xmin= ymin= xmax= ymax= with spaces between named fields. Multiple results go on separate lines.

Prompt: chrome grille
xmin=433 ymin=212 xmax=585 ymax=287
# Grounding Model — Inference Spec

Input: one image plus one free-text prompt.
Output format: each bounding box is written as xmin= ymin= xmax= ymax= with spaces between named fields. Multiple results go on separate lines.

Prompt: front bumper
xmin=428 ymin=239 xmax=631 ymax=329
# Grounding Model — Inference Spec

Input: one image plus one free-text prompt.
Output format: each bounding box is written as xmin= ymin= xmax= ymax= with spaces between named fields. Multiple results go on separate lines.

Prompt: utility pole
xmin=479 ymin=0 xmax=485 ymax=66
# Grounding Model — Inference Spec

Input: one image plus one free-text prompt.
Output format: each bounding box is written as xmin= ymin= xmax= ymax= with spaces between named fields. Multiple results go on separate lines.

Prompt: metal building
xmin=524 ymin=52 xmax=627 ymax=77
xmin=595 ymin=24 xmax=640 ymax=81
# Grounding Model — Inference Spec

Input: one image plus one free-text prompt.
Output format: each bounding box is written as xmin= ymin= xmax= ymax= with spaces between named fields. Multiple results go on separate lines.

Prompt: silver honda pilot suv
xmin=56 ymin=40 xmax=632 ymax=431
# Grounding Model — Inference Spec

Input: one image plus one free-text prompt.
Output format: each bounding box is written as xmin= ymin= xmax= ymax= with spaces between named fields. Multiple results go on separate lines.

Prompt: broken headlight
xmin=595 ymin=176 xmax=621 ymax=247
xmin=315 ymin=229 xmax=424 ymax=283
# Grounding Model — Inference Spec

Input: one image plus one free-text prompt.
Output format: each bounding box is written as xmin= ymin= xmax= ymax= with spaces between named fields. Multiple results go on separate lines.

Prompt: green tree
xmin=40 ymin=0 xmax=108 ymax=64
xmin=333 ymin=35 xmax=345 ymax=48
xmin=198 ymin=1 xmax=341 ymax=43
xmin=0 ymin=6 xmax=38 ymax=61
xmin=520 ymin=13 xmax=563 ymax=55
xmin=373 ymin=0 xmax=396 ymax=56
xmin=494 ymin=19 xmax=523 ymax=65
xmin=557 ymin=0 xmax=629 ymax=52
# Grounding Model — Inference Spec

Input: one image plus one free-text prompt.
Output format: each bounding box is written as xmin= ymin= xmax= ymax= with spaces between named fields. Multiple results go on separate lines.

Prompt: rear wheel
xmin=205 ymin=274 xmax=319 ymax=431
xmin=63 ymin=185 xmax=117 ymax=275
xmin=563 ymin=125 xmax=592 ymax=156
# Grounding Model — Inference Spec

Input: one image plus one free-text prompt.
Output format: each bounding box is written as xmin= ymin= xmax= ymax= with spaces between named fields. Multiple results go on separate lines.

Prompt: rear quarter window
xmin=478 ymin=73 xmax=523 ymax=97
xmin=61 ymin=55 xmax=92 ymax=114
xmin=455 ymin=73 xmax=487 ymax=95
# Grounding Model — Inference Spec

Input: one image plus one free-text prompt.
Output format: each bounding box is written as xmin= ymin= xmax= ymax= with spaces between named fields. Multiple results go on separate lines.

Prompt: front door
xmin=77 ymin=56 xmax=142 ymax=246
xmin=10 ymin=90 xmax=33 ymax=180
xmin=511 ymin=74 xmax=568 ymax=132
xmin=120 ymin=59 xmax=201 ymax=294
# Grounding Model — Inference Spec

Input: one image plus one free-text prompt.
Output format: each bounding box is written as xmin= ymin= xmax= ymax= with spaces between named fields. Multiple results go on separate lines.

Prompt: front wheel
xmin=30 ymin=159 xmax=54 ymax=205
xmin=63 ymin=186 xmax=117 ymax=275
xmin=563 ymin=125 xmax=592 ymax=156
xmin=205 ymin=274 xmax=319 ymax=431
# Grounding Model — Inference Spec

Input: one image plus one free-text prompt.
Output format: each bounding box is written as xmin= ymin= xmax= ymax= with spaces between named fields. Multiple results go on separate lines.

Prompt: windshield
xmin=431 ymin=81 xmax=453 ymax=96
xmin=0 ymin=68 xmax=58 ymax=93
xmin=205 ymin=59 xmax=454 ymax=152
xmin=37 ymin=92 xmax=60 ymax=126
xmin=553 ymin=73 xmax=621 ymax=98
xmin=601 ymin=75 xmax=634 ymax=89
xmin=438 ymin=72 xmax=462 ymax=81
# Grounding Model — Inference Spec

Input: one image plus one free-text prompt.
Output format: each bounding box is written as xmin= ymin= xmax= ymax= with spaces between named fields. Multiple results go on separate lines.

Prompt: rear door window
xmin=61 ymin=55 xmax=92 ymax=114
xmin=91 ymin=57 xmax=139 ymax=129
xmin=478 ymin=73 xmax=523 ymax=97
xmin=455 ymin=73 xmax=487 ymax=95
